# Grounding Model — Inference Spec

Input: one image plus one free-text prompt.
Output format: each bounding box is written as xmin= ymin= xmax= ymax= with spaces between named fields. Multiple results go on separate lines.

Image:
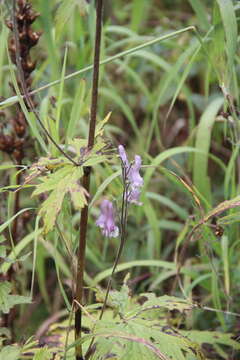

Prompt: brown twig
xmin=74 ymin=1 xmax=103 ymax=359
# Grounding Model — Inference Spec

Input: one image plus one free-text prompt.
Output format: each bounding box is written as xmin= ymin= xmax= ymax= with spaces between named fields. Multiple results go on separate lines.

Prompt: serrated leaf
xmin=92 ymin=330 xmax=171 ymax=360
xmin=32 ymin=165 xmax=73 ymax=196
xmin=25 ymin=157 xmax=68 ymax=179
xmin=38 ymin=167 xmax=86 ymax=233
xmin=39 ymin=182 xmax=67 ymax=234
xmin=181 ymin=330 xmax=240 ymax=353
xmin=136 ymin=294 xmax=195 ymax=315
xmin=29 ymin=120 xmax=110 ymax=233
xmin=90 ymin=319 xmax=205 ymax=360
xmin=68 ymin=178 xmax=88 ymax=210
xmin=86 ymin=282 xmax=204 ymax=359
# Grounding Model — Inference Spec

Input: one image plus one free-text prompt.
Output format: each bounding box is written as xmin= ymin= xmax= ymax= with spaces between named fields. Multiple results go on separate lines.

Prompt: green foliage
xmin=44 ymin=280 xmax=240 ymax=360
xmin=0 ymin=0 xmax=240 ymax=359
xmin=32 ymin=347 xmax=53 ymax=360
xmin=0 ymin=281 xmax=31 ymax=314
xmin=0 ymin=345 xmax=21 ymax=360
xmin=26 ymin=118 xmax=110 ymax=233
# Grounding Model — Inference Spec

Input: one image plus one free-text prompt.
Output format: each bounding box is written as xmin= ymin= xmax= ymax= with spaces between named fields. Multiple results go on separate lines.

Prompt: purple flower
xmin=118 ymin=145 xmax=129 ymax=167
xmin=128 ymin=155 xmax=144 ymax=189
xmin=96 ymin=199 xmax=119 ymax=238
xmin=118 ymin=145 xmax=144 ymax=205
xmin=127 ymin=187 xmax=142 ymax=205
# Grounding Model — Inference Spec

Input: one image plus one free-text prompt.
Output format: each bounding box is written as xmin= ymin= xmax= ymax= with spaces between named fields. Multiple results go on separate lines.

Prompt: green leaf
xmin=0 ymin=245 xmax=6 ymax=259
xmin=0 ymin=327 xmax=11 ymax=339
xmin=188 ymin=0 xmax=210 ymax=30
xmin=55 ymin=0 xmax=89 ymax=35
xmin=203 ymin=195 xmax=240 ymax=223
xmin=96 ymin=275 xmax=131 ymax=316
xmin=33 ymin=347 xmax=53 ymax=360
xmin=0 ymin=208 xmax=34 ymax=234
xmin=0 ymin=282 xmax=12 ymax=313
xmin=216 ymin=0 xmax=237 ymax=77
xmin=95 ymin=113 xmax=111 ymax=138
xmin=67 ymin=79 xmax=86 ymax=140
xmin=0 ymin=281 xmax=31 ymax=314
xmin=85 ymin=283 xmax=203 ymax=359
xmin=137 ymin=294 xmax=195 ymax=314
xmin=88 ymin=320 xmax=204 ymax=360
xmin=193 ymin=97 xmax=223 ymax=205
xmin=181 ymin=330 xmax=240 ymax=352
xmin=218 ymin=211 xmax=240 ymax=225
xmin=37 ymin=166 xmax=86 ymax=233
xmin=0 ymin=345 xmax=21 ymax=360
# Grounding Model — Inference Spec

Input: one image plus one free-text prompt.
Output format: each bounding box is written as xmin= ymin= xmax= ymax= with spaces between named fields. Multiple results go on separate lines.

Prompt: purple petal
xmin=127 ymin=187 xmax=142 ymax=205
xmin=96 ymin=200 xmax=119 ymax=238
xmin=118 ymin=145 xmax=129 ymax=167
xmin=128 ymin=155 xmax=144 ymax=188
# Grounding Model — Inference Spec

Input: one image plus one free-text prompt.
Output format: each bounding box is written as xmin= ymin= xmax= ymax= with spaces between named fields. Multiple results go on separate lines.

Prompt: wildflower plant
xmin=1 ymin=1 xmax=240 ymax=360
xmin=96 ymin=145 xmax=144 ymax=239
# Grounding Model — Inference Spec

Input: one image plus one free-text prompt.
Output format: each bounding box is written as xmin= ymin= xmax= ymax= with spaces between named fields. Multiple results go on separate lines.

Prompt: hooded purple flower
xmin=118 ymin=145 xmax=144 ymax=205
xmin=127 ymin=187 xmax=142 ymax=205
xmin=96 ymin=199 xmax=119 ymax=238
xmin=118 ymin=145 xmax=129 ymax=167
xmin=128 ymin=155 xmax=144 ymax=189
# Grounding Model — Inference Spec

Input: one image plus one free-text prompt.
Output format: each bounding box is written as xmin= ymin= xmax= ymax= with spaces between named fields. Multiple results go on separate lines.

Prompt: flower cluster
xmin=96 ymin=145 xmax=143 ymax=238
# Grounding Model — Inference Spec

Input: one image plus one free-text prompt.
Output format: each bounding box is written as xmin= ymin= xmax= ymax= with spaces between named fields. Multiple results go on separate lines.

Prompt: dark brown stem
xmin=74 ymin=1 xmax=103 ymax=359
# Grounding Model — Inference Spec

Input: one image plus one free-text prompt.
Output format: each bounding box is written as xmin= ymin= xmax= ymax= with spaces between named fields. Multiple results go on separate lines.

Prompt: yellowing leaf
xmin=68 ymin=168 xmax=88 ymax=210
xmin=95 ymin=112 xmax=111 ymax=137
xmin=137 ymin=294 xmax=195 ymax=314
xmin=38 ymin=166 xmax=88 ymax=233
xmin=203 ymin=195 xmax=240 ymax=222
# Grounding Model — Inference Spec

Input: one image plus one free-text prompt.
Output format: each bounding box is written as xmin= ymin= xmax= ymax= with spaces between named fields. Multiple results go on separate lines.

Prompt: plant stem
xmin=12 ymin=165 xmax=21 ymax=242
xmin=75 ymin=1 xmax=103 ymax=359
